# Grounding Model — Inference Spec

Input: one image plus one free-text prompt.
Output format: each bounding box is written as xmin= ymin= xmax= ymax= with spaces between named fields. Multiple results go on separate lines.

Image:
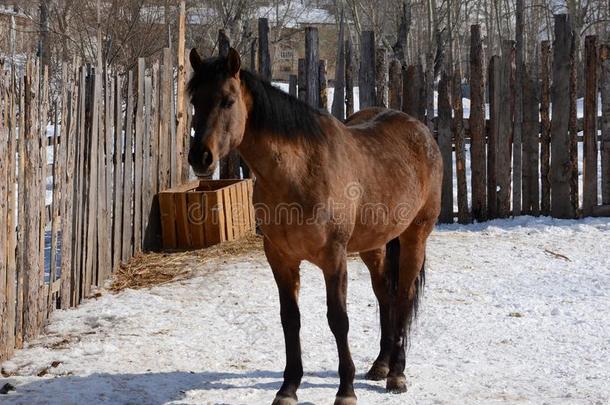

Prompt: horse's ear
xmin=190 ymin=48 xmax=203 ymax=71
xmin=227 ymin=47 xmax=241 ymax=78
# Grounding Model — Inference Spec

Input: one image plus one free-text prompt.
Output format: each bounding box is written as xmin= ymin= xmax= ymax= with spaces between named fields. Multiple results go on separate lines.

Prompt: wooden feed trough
xmin=158 ymin=179 xmax=255 ymax=250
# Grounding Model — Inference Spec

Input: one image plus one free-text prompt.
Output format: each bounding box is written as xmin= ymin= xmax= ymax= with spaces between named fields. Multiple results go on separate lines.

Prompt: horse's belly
xmin=347 ymin=205 xmax=419 ymax=252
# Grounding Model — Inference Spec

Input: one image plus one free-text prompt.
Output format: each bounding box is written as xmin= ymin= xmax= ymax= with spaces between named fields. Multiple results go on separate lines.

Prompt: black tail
xmin=384 ymin=238 xmax=426 ymax=337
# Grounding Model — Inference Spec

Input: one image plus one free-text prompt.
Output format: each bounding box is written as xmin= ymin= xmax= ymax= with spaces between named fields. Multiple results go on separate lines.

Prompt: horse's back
xmin=344 ymin=107 xmax=441 ymax=175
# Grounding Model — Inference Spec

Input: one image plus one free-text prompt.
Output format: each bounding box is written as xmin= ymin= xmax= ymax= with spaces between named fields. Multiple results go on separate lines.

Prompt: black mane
xmin=188 ymin=57 xmax=326 ymax=141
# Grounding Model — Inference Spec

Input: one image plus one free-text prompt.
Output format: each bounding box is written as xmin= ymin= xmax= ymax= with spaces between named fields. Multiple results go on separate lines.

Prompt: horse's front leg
xmin=265 ymin=239 xmax=303 ymax=405
xmin=320 ymin=245 xmax=357 ymax=405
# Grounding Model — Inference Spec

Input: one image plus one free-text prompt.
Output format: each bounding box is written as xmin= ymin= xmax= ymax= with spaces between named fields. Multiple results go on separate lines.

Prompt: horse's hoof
xmin=334 ymin=395 xmax=358 ymax=405
xmin=365 ymin=363 xmax=389 ymax=381
xmin=386 ymin=374 xmax=407 ymax=394
xmin=272 ymin=395 xmax=297 ymax=405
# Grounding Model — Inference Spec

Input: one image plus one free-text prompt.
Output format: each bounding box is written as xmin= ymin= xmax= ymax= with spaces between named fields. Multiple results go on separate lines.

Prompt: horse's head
xmin=188 ymin=47 xmax=247 ymax=177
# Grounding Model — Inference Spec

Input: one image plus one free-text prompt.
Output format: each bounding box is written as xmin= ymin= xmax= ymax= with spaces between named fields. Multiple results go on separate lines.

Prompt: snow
xmin=2 ymin=217 xmax=609 ymax=404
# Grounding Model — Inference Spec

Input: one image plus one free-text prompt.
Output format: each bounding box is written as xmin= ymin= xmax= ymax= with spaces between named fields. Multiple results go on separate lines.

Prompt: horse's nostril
xmin=202 ymin=148 xmax=213 ymax=167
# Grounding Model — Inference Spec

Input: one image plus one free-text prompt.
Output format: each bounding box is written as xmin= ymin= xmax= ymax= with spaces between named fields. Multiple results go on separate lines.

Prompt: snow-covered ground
xmin=2 ymin=217 xmax=609 ymax=405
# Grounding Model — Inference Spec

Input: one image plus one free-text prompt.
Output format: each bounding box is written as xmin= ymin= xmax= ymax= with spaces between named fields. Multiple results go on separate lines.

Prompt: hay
xmin=110 ymin=234 xmax=263 ymax=292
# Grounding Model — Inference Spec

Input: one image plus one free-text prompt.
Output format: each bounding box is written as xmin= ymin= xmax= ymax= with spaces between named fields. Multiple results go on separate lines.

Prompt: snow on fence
xmin=0 ymin=44 xmax=193 ymax=361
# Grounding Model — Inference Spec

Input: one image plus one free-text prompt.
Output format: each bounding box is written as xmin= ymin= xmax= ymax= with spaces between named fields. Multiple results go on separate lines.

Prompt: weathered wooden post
xmin=298 ymin=58 xmax=306 ymax=101
xmin=551 ymin=14 xmax=575 ymax=218
xmin=540 ymin=41 xmax=551 ymax=215
xmin=345 ymin=39 xmax=354 ymax=116
xmin=438 ymin=72 xmax=453 ymax=223
xmin=304 ymin=27 xmax=320 ymax=108
xmin=375 ymin=47 xmax=387 ymax=107
xmin=583 ymin=35 xmax=598 ymax=216
xmin=359 ymin=31 xmax=376 ymax=109
xmin=453 ymin=69 xmax=469 ymax=224
xmin=497 ymin=40 xmax=514 ymax=218
xmin=289 ymin=74 xmax=297 ymax=97
xmin=488 ymin=55 xmax=501 ymax=219
xmin=470 ymin=24 xmax=486 ymax=221
xmin=522 ymin=65 xmax=540 ymax=215
xmin=388 ymin=59 xmax=402 ymax=110
xmin=601 ymin=44 xmax=610 ymax=206
xmin=258 ymin=18 xmax=271 ymax=81
xmin=318 ymin=59 xmax=328 ymax=110
xmin=331 ymin=9 xmax=346 ymax=120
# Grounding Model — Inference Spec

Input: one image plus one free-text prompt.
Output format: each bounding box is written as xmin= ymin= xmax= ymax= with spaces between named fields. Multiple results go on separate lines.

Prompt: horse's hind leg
xmin=264 ymin=239 xmax=303 ymax=405
xmin=387 ymin=218 xmax=435 ymax=393
xmin=360 ymin=247 xmax=394 ymax=381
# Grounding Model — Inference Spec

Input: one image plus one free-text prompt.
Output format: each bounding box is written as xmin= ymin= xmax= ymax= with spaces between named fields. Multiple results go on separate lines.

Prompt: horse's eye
xmin=221 ymin=98 xmax=235 ymax=109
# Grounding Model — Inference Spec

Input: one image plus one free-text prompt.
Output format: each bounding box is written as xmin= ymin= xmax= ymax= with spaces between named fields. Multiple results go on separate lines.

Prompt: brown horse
xmin=187 ymin=48 xmax=442 ymax=405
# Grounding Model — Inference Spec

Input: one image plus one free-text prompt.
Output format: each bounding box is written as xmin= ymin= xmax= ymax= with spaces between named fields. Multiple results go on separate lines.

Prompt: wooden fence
xmin=295 ymin=15 xmax=610 ymax=223
xmin=0 ymin=46 xmax=192 ymax=360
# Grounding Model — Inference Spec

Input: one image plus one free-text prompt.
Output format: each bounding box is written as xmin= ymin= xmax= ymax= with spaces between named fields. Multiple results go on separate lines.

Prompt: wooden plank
xmin=121 ymin=71 xmax=134 ymax=262
xmin=551 ymin=14 xmax=575 ymax=218
xmin=470 ymin=24 xmax=486 ymax=221
xmin=5 ymin=69 xmax=18 ymax=356
xmin=85 ymin=65 xmax=100 ymax=294
xmin=522 ymin=66 xmax=540 ymax=216
xmin=187 ymin=193 xmax=205 ymax=247
xmin=59 ymin=62 xmax=78 ymax=308
xmin=375 ymin=47 xmax=387 ymax=107
xmin=231 ymin=183 xmax=245 ymax=235
xmin=358 ymin=31 xmax=375 ymax=109
xmin=142 ymin=74 xmax=152 ymax=249
xmin=305 ymin=27 xmax=320 ymax=108
xmin=174 ymin=193 xmax=191 ymax=248
xmin=38 ymin=66 xmax=49 ymax=325
xmin=48 ymin=100 xmax=61 ymax=311
xmin=159 ymin=52 xmax=172 ymax=191
xmin=601 ymin=44 xmax=610 ymax=206
xmin=222 ymin=187 xmax=234 ymax=241
xmin=0 ymin=71 xmax=8 ymax=359
xmin=134 ymin=58 xmax=145 ymax=252
xmin=211 ymin=191 xmax=226 ymax=244
xmin=258 ymin=18 xmax=271 ymax=81
xmin=488 ymin=55 xmax=500 ymax=219
xmin=247 ymin=179 xmax=255 ymax=232
xmin=96 ymin=66 xmax=111 ymax=287
xmin=583 ymin=35 xmax=598 ymax=216
xmin=112 ymin=73 xmax=124 ymax=270
xmin=345 ymin=39 xmax=354 ymax=117
xmin=540 ymin=41 xmax=552 ymax=216
xmin=23 ymin=58 xmax=41 ymax=340
xmin=104 ymin=68 xmax=114 ymax=274
xmin=453 ymin=69 xmax=470 ymax=224
xmin=239 ymin=181 xmax=252 ymax=234
xmin=16 ymin=73 xmax=26 ymax=346
xmin=72 ymin=66 xmax=87 ymax=306
xmin=158 ymin=193 xmax=177 ymax=249
xmin=230 ymin=184 xmax=240 ymax=238
xmin=437 ymin=71 xmax=453 ymax=223
xmin=388 ymin=59 xmax=402 ymax=111
xmin=143 ymin=63 xmax=162 ymax=251
xmin=497 ymin=40 xmax=514 ymax=218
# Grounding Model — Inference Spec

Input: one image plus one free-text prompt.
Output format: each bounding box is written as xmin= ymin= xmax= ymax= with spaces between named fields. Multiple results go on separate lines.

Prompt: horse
xmin=187 ymin=47 xmax=442 ymax=405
